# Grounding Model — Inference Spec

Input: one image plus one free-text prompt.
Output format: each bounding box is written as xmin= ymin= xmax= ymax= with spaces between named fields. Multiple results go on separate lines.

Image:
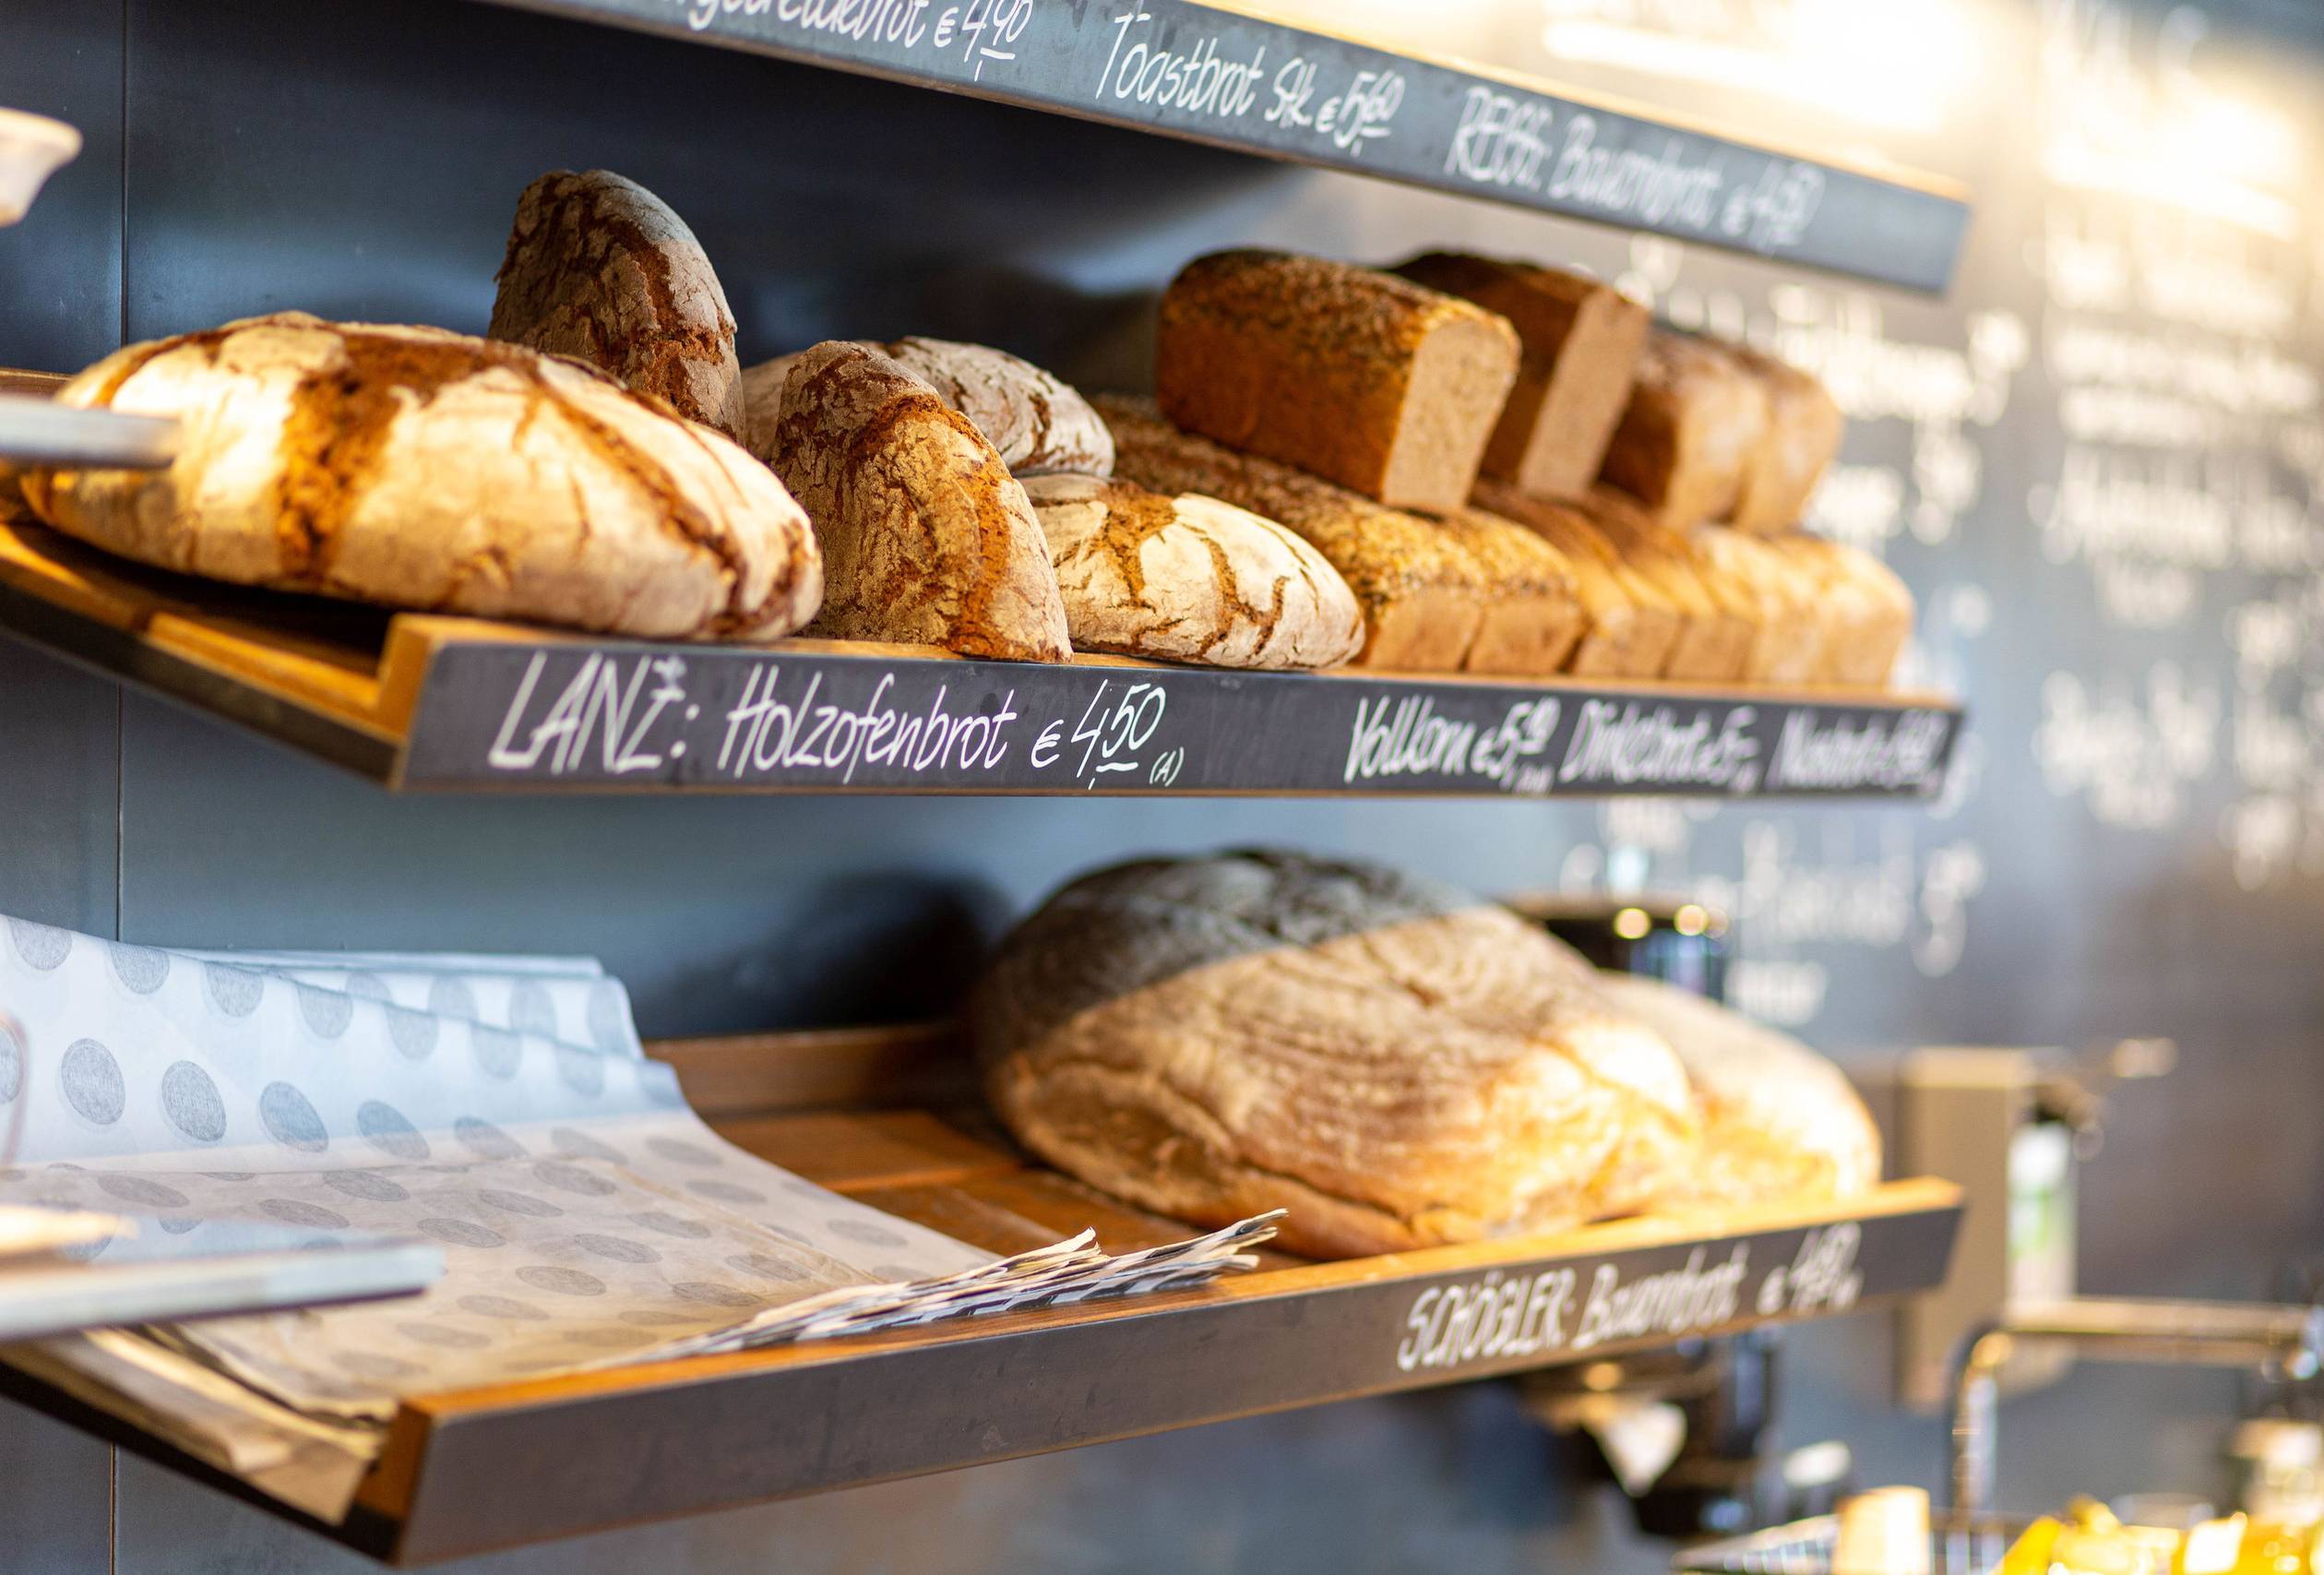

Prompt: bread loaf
xmin=1466 ymin=483 xmax=1683 ymax=679
xmin=1689 ymin=524 xmax=1829 ymax=684
xmin=770 ymin=342 xmax=1071 ymax=662
xmin=1424 ymin=508 xmax=1588 ymax=675
xmin=488 ymin=170 xmax=745 ymax=439
xmin=973 ymin=852 xmax=1698 ymax=1259
xmin=1393 ymin=252 xmax=1647 ymax=496
xmin=737 ymin=352 xmax=801 ymax=466
xmin=1763 ymin=532 xmax=1913 ymax=686
xmin=1559 ymin=486 xmax=1755 ymax=682
xmin=744 ymin=339 xmax=1114 ymax=480
xmin=1100 ymin=395 xmax=1486 ymax=670
xmin=1156 ymin=250 xmax=1520 ymax=513
xmin=1020 ymin=473 xmax=1362 ymax=669
xmin=22 ymin=313 xmax=822 ymax=638
xmin=1594 ymin=974 xmax=1880 ymax=1209
xmin=1729 ymin=347 xmax=1843 ymax=533
xmin=1600 ymin=331 xmax=1769 ymax=530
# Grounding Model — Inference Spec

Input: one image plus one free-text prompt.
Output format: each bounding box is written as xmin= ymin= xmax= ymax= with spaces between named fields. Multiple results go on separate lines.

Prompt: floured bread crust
xmin=490 ymin=169 xmax=745 ymax=438
xmin=771 ymin=341 xmax=1072 ymax=662
xmin=23 ymin=313 xmax=822 ymax=639
xmin=973 ymin=852 xmax=1699 ymax=1259
xmin=1023 ymin=474 xmax=1362 ymax=669
xmin=1594 ymin=973 xmax=1881 ymax=1208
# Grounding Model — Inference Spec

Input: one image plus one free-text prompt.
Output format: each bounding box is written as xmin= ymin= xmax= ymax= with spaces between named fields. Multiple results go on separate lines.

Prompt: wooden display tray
xmin=0 ymin=1028 xmax=1963 ymax=1564
xmin=0 ymin=507 xmax=1963 ymax=802
xmin=454 ymin=0 xmax=1971 ymax=292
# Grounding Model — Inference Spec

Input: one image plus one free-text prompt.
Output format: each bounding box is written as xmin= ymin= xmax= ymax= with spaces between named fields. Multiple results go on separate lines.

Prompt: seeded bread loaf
xmin=1689 ymin=524 xmax=1829 ymax=683
xmin=488 ymin=170 xmax=745 ymax=439
xmin=1156 ymin=250 xmax=1520 ymax=513
xmin=1729 ymin=346 xmax=1843 ymax=533
xmin=1596 ymin=973 xmax=1880 ymax=1209
xmin=1763 ymin=532 xmax=1914 ymax=686
xmin=1559 ymin=485 xmax=1756 ymax=682
xmin=1466 ymin=483 xmax=1684 ymax=679
xmin=1100 ymin=395 xmax=1486 ymax=670
xmin=1424 ymin=508 xmax=1589 ymax=675
xmin=1393 ymin=252 xmax=1648 ymax=496
xmin=771 ymin=342 xmax=1071 ymax=662
xmin=22 ymin=313 xmax=822 ymax=638
xmin=1600 ymin=331 xmax=1770 ymax=530
xmin=1020 ymin=473 xmax=1362 ymax=669
xmin=973 ymin=851 xmax=1698 ymax=1259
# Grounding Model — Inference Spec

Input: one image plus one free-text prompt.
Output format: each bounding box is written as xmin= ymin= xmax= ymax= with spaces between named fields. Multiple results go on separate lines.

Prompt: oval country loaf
xmin=488 ymin=169 xmax=745 ymax=439
xmin=1020 ymin=474 xmax=1362 ymax=669
xmin=1098 ymin=395 xmax=1488 ymax=671
xmin=740 ymin=338 xmax=1115 ymax=479
xmin=1594 ymin=973 xmax=1880 ymax=1209
xmin=973 ymin=851 xmax=1699 ymax=1259
xmin=771 ymin=341 xmax=1072 ymax=662
xmin=1156 ymin=251 xmax=1520 ymax=513
xmin=21 ymin=313 xmax=823 ymax=639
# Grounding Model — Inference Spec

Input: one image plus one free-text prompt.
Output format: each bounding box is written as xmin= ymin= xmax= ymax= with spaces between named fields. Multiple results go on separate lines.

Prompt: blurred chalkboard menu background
xmin=0 ymin=0 xmax=2320 ymax=1570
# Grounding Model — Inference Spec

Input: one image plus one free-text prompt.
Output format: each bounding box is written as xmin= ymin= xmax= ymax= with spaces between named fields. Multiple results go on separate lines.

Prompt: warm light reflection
xmin=1613 ymin=906 xmax=1653 ymax=940
xmin=1538 ymin=0 xmax=1981 ymax=133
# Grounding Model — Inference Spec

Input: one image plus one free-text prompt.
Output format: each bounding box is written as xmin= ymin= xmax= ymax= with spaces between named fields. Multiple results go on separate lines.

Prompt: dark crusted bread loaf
xmin=1156 ymin=251 xmax=1520 ymax=513
xmin=973 ymin=851 xmax=1698 ymax=1259
xmin=771 ymin=341 xmax=1071 ymax=662
xmin=488 ymin=169 xmax=745 ymax=439
xmin=1729 ymin=346 xmax=1843 ymax=533
xmin=1599 ymin=330 xmax=1770 ymax=530
xmin=23 ymin=313 xmax=822 ymax=639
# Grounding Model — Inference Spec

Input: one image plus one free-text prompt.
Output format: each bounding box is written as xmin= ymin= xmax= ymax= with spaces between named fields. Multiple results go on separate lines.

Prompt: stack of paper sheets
xmin=0 ymin=916 xmax=1276 ymax=1521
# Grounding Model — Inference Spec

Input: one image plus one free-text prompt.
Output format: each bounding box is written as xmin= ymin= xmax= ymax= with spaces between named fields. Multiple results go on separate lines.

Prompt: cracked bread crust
xmin=489 ymin=169 xmax=745 ymax=439
xmin=1023 ymin=474 xmax=1362 ymax=669
xmin=23 ymin=313 xmax=822 ymax=639
xmin=771 ymin=341 xmax=1072 ymax=662
xmin=972 ymin=851 xmax=1699 ymax=1259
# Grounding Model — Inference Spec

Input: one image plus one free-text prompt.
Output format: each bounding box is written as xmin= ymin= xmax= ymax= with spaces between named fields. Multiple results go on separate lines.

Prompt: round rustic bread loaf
xmin=489 ymin=169 xmax=745 ymax=439
xmin=22 ymin=313 xmax=823 ymax=639
xmin=1593 ymin=973 xmax=1880 ymax=1208
xmin=1020 ymin=473 xmax=1362 ymax=669
xmin=973 ymin=851 xmax=1699 ymax=1259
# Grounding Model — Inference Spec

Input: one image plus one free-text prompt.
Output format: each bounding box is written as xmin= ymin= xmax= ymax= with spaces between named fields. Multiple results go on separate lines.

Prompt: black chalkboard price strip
xmin=457 ymin=0 xmax=1971 ymax=292
xmin=402 ymin=637 xmax=1963 ymax=798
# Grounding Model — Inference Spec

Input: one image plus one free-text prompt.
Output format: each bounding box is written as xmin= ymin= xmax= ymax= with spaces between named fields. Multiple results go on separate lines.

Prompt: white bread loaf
xmin=1394 ymin=252 xmax=1648 ymax=497
xmin=1560 ymin=485 xmax=1756 ymax=683
xmin=22 ymin=313 xmax=822 ymax=639
xmin=1689 ymin=524 xmax=1829 ymax=683
xmin=1156 ymin=251 xmax=1520 ymax=513
xmin=1424 ymin=508 xmax=1589 ymax=675
xmin=974 ymin=852 xmax=1698 ymax=1259
xmin=1763 ymin=532 xmax=1914 ymax=686
xmin=488 ymin=169 xmax=745 ymax=439
xmin=770 ymin=341 xmax=1072 ymax=662
xmin=1466 ymin=482 xmax=1684 ymax=680
xmin=1594 ymin=973 xmax=1881 ymax=1208
xmin=1100 ymin=395 xmax=1488 ymax=671
xmin=1020 ymin=473 xmax=1361 ymax=669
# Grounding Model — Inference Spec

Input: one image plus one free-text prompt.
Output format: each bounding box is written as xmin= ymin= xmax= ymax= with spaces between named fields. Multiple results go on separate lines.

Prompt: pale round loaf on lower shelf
xmin=23 ymin=312 xmax=824 ymax=639
xmin=971 ymin=851 xmax=1700 ymax=1259
xmin=1593 ymin=972 xmax=1881 ymax=1207
xmin=1021 ymin=473 xmax=1363 ymax=669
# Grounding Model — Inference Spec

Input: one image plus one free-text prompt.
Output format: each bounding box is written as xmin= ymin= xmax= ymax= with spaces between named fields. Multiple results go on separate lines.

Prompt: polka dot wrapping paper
xmin=0 ymin=914 xmax=1278 ymax=1450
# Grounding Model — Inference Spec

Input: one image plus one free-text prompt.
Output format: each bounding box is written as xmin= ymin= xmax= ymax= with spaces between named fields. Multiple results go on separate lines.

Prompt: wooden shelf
xmin=0 ymin=517 xmax=1962 ymax=801
xmin=0 ymin=1057 xmax=1962 ymax=1564
xmin=456 ymin=0 xmax=1971 ymax=292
